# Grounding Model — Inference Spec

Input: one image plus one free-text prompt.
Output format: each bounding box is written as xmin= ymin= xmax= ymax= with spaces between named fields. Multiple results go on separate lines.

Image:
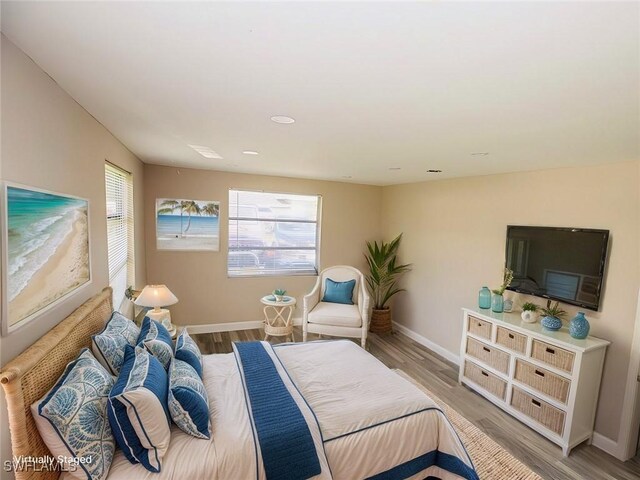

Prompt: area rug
xmin=394 ymin=369 xmax=542 ymax=480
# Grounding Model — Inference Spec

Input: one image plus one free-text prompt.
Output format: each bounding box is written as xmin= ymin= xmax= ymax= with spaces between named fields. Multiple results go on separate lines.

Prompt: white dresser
xmin=459 ymin=307 xmax=610 ymax=456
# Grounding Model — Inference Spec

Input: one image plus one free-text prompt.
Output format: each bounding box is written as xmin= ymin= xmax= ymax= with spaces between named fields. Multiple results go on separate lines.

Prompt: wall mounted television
xmin=505 ymin=226 xmax=609 ymax=311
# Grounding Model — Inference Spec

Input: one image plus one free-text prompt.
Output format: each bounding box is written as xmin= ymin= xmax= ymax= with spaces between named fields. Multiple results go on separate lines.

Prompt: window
xmin=105 ymin=163 xmax=134 ymax=309
xmin=228 ymin=189 xmax=321 ymax=276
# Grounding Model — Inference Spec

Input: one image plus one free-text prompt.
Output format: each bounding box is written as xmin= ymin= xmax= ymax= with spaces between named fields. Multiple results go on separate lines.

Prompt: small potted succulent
xmin=520 ymin=302 xmax=539 ymax=323
xmin=273 ymin=288 xmax=287 ymax=302
xmin=540 ymin=300 xmax=567 ymax=331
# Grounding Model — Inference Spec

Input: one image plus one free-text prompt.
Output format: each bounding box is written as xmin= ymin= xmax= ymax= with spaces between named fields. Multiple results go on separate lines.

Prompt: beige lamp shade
xmin=134 ymin=284 xmax=178 ymax=309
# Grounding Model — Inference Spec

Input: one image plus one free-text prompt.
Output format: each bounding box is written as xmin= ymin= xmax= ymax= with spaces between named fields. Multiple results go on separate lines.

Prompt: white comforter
xmin=106 ymin=340 xmax=474 ymax=480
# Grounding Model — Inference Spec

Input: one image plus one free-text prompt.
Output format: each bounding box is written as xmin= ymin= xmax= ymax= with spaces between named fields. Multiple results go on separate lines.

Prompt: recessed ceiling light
xmin=427 ymin=169 xmax=442 ymax=173
xmin=242 ymin=150 xmax=259 ymax=155
xmin=471 ymin=152 xmax=489 ymax=156
xmin=389 ymin=167 xmax=402 ymax=171
xmin=270 ymin=115 xmax=296 ymax=124
xmin=188 ymin=144 xmax=223 ymax=159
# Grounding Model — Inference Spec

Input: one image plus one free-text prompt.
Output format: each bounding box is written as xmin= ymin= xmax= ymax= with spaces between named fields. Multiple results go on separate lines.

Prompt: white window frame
xmin=105 ymin=162 xmax=135 ymax=310
xmin=227 ymin=189 xmax=322 ymax=277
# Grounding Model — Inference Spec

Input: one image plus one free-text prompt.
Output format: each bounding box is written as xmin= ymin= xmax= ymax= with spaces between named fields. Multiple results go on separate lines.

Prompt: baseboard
xmin=392 ymin=321 xmax=460 ymax=366
xmin=185 ymin=317 xmax=302 ymax=335
xmin=591 ymin=432 xmax=621 ymax=459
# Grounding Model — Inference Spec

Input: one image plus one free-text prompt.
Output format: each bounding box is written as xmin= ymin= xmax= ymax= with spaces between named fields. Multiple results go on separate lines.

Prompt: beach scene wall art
xmin=156 ymin=198 xmax=220 ymax=251
xmin=3 ymin=184 xmax=91 ymax=333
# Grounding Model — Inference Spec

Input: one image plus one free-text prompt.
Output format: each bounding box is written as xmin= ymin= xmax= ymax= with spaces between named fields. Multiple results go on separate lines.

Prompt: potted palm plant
xmin=364 ymin=234 xmax=412 ymax=335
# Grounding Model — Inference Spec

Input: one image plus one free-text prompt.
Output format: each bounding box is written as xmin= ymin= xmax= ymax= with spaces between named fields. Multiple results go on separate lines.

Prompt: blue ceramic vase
xmin=478 ymin=287 xmax=491 ymax=309
xmin=491 ymin=293 xmax=504 ymax=313
xmin=542 ymin=315 xmax=563 ymax=331
xmin=569 ymin=312 xmax=590 ymax=339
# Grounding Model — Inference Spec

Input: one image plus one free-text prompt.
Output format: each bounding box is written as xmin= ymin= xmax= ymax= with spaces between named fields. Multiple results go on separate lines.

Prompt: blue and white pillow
xmin=168 ymin=359 xmax=211 ymax=439
xmin=108 ymin=345 xmax=171 ymax=472
xmin=175 ymin=329 xmax=203 ymax=378
xmin=92 ymin=311 xmax=140 ymax=375
xmin=137 ymin=317 xmax=173 ymax=370
xmin=32 ymin=349 xmax=115 ymax=480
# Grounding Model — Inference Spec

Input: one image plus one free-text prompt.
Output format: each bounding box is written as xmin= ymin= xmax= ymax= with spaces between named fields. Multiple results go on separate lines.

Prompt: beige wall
xmin=0 ymin=36 xmax=146 ymax=477
xmin=381 ymin=161 xmax=640 ymax=442
xmin=144 ymin=164 xmax=381 ymax=326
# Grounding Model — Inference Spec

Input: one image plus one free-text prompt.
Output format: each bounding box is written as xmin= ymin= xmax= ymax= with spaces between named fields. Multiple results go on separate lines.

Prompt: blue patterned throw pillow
xmin=137 ymin=317 xmax=174 ymax=370
xmin=108 ymin=345 xmax=171 ymax=473
xmin=175 ymin=328 xmax=203 ymax=378
xmin=92 ymin=311 xmax=140 ymax=375
xmin=168 ymin=358 xmax=211 ymax=439
xmin=32 ymin=349 xmax=115 ymax=480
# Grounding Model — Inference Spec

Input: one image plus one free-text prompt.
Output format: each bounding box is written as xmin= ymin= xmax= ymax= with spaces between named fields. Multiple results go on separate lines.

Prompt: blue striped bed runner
xmin=233 ymin=341 xmax=324 ymax=480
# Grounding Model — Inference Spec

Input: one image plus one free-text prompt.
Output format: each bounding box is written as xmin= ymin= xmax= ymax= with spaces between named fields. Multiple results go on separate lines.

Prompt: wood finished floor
xmin=192 ymin=328 xmax=640 ymax=480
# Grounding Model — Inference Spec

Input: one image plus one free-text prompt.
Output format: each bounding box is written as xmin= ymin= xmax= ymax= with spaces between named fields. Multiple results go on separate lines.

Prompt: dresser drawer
xmin=466 ymin=337 xmax=510 ymax=374
xmin=463 ymin=360 xmax=507 ymax=400
xmin=468 ymin=316 xmax=492 ymax=340
xmin=496 ymin=326 xmax=527 ymax=354
xmin=511 ymin=387 xmax=565 ymax=436
xmin=514 ymin=359 xmax=570 ymax=404
xmin=531 ymin=340 xmax=575 ymax=373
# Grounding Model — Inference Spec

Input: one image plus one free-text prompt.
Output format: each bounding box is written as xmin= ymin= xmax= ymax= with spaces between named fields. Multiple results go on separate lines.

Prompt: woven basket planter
xmin=370 ymin=308 xmax=392 ymax=335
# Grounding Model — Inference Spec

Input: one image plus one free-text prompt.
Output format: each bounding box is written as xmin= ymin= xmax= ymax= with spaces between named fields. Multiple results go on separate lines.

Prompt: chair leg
xmin=303 ymin=330 xmax=307 ymax=342
xmin=361 ymin=337 xmax=366 ymax=349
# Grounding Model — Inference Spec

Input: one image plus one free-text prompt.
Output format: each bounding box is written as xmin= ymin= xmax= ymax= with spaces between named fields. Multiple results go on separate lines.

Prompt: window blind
xmin=105 ymin=163 xmax=134 ymax=306
xmin=228 ymin=189 xmax=321 ymax=277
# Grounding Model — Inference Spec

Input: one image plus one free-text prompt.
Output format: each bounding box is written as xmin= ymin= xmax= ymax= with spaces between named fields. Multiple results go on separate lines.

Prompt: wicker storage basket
xmin=468 ymin=316 xmax=492 ymax=340
xmin=496 ymin=327 xmax=527 ymax=354
xmin=466 ymin=337 xmax=511 ymax=374
xmin=370 ymin=308 xmax=392 ymax=335
xmin=514 ymin=359 xmax=570 ymax=404
xmin=531 ymin=340 xmax=575 ymax=373
xmin=511 ymin=387 xmax=566 ymax=436
xmin=464 ymin=361 xmax=507 ymax=400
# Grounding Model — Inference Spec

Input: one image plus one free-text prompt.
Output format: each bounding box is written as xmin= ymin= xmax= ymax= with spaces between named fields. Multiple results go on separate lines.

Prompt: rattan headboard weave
xmin=0 ymin=287 xmax=113 ymax=480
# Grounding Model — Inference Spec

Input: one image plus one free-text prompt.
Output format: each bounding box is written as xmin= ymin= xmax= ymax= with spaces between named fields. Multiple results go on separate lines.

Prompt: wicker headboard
xmin=0 ymin=287 xmax=113 ymax=480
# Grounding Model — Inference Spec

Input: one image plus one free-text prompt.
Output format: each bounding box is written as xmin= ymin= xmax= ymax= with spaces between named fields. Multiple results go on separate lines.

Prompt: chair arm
xmin=303 ymin=277 xmax=322 ymax=320
xmin=358 ymin=280 xmax=372 ymax=331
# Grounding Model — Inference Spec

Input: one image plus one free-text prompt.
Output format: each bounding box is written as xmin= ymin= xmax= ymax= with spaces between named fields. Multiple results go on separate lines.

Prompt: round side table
xmin=261 ymin=295 xmax=296 ymax=342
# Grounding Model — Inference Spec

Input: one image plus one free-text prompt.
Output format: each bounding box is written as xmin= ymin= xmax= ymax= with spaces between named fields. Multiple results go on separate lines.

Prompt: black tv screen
xmin=505 ymin=226 xmax=609 ymax=311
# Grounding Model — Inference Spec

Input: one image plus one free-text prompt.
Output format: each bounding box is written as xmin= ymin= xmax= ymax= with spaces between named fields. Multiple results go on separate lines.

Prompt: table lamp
xmin=134 ymin=284 xmax=179 ymax=337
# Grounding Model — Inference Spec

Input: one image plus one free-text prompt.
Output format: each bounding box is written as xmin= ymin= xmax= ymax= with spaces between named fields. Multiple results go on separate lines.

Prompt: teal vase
xmin=569 ymin=312 xmax=590 ymax=339
xmin=478 ymin=287 xmax=491 ymax=309
xmin=491 ymin=293 xmax=504 ymax=313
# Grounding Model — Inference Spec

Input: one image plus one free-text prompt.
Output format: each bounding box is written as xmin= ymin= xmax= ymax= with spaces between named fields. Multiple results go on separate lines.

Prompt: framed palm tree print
xmin=156 ymin=198 xmax=220 ymax=251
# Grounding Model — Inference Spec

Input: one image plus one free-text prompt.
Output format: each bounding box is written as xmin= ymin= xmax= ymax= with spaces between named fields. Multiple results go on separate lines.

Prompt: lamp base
xmin=146 ymin=308 xmax=177 ymax=338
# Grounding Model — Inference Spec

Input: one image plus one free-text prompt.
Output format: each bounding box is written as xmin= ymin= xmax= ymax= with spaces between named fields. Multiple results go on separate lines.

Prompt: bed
xmin=1 ymin=288 xmax=478 ymax=480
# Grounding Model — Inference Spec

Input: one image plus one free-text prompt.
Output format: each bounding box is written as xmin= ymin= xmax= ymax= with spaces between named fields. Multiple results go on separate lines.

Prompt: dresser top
xmin=463 ymin=307 xmax=610 ymax=352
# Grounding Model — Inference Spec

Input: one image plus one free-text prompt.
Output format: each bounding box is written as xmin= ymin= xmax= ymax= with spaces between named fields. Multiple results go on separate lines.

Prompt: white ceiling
xmin=2 ymin=1 xmax=638 ymax=186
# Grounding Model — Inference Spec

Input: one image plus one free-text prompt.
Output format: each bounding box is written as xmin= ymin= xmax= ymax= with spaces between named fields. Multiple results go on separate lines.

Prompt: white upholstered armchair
xmin=303 ymin=266 xmax=371 ymax=348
